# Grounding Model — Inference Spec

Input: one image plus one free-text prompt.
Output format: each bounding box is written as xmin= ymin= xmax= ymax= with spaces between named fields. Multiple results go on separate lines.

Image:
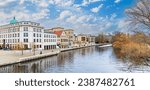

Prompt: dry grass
xmin=113 ymin=33 xmax=150 ymax=64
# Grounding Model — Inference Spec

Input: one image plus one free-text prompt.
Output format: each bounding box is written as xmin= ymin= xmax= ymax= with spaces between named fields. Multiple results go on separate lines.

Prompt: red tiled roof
xmin=54 ymin=31 xmax=63 ymax=36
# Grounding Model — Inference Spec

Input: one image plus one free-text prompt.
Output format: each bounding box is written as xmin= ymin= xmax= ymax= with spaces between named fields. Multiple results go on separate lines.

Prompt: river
xmin=0 ymin=46 xmax=150 ymax=73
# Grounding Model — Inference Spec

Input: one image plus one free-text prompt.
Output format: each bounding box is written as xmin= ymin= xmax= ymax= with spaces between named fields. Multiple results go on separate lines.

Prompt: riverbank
xmin=0 ymin=49 xmax=60 ymax=67
xmin=112 ymin=33 xmax=150 ymax=64
xmin=61 ymin=44 xmax=98 ymax=52
xmin=0 ymin=44 xmax=98 ymax=67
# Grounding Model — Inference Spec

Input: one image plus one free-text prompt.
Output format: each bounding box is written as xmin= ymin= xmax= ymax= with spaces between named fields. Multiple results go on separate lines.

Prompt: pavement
xmin=0 ymin=49 xmax=60 ymax=66
xmin=0 ymin=44 xmax=97 ymax=66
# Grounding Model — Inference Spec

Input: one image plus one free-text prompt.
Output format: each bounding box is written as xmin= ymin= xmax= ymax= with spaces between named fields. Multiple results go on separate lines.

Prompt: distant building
xmin=76 ymin=34 xmax=88 ymax=46
xmin=0 ymin=17 xmax=57 ymax=50
xmin=51 ymin=27 xmax=64 ymax=31
xmin=73 ymin=34 xmax=96 ymax=47
xmin=64 ymin=29 xmax=74 ymax=47
xmin=87 ymin=35 xmax=96 ymax=45
xmin=54 ymin=30 xmax=69 ymax=48
xmin=46 ymin=27 xmax=74 ymax=48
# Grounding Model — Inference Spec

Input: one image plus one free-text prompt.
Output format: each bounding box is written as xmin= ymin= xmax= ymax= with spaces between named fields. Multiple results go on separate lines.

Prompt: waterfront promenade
xmin=0 ymin=44 xmax=98 ymax=67
xmin=0 ymin=49 xmax=60 ymax=66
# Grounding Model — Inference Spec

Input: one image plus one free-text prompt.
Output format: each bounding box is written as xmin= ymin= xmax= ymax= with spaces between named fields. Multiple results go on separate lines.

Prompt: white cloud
xmin=110 ymin=13 xmax=117 ymax=20
xmin=50 ymin=0 xmax=74 ymax=7
xmin=57 ymin=10 xmax=73 ymax=20
xmin=66 ymin=15 xmax=77 ymax=23
xmin=82 ymin=0 xmax=104 ymax=6
xmin=82 ymin=0 xmax=89 ymax=6
xmin=0 ymin=0 xmax=16 ymax=6
xmin=32 ymin=9 xmax=49 ymax=20
xmin=115 ymin=0 xmax=121 ymax=3
xmin=0 ymin=0 xmax=124 ymax=34
xmin=91 ymin=4 xmax=103 ymax=13
xmin=19 ymin=0 xmax=25 ymax=5
xmin=39 ymin=0 xmax=49 ymax=8
xmin=117 ymin=19 xmax=129 ymax=29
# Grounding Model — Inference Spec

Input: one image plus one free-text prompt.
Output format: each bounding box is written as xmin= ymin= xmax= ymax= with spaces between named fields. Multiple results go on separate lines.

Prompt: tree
xmin=126 ymin=0 xmax=150 ymax=32
xmin=14 ymin=42 xmax=24 ymax=55
xmin=20 ymin=42 xmax=24 ymax=55
xmin=32 ymin=42 xmax=36 ymax=55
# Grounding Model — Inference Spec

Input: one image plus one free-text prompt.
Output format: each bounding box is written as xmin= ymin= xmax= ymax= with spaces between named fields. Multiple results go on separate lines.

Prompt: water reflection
xmin=0 ymin=46 xmax=150 ymax=73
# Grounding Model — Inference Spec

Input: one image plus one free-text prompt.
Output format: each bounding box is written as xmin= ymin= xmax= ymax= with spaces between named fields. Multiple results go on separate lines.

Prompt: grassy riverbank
xmin=112 ymin=33 xmax=150 ymax=64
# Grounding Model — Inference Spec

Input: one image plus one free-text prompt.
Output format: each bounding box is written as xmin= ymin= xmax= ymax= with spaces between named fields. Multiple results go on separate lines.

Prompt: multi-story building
xmin=64 ymin=29 xmax=74 ymax=47
xmin=76 ymin=34 xmax=88 ymax=46
xmin=0 ymin=17 xmax=57 ymax=50
xmin=46 ymin=27 xmax=72 ymax=48
xmin=73 ymin=34 xmax=95 ymax=47
xmin=87 ymin=35 xmax=96 ymax=45
xmin=54 ymin=30 xmax=69 ymax=48
xmin=51 ymin=27 xmax=64 ymax=31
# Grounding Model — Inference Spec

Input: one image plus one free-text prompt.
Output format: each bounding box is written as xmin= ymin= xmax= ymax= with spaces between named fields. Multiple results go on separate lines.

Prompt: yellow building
xmin=64 ymin=29 xmax=74 ymax=47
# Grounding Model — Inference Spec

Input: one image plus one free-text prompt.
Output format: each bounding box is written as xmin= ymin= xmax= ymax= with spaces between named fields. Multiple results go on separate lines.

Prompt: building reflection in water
xmin=0 ymin=47 xmax=95 ymax=73
xmin=0 ymin=46 xmax=150 ymax=73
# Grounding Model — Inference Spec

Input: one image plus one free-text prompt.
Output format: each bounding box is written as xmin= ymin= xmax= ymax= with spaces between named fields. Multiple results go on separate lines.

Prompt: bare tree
xmin=32 ymin=42 xmax=36 ymax=55
xmin=125 ymin=0 xmax=150 ymax=32
xmin=14 ymin=42 xmax=24 ymax=55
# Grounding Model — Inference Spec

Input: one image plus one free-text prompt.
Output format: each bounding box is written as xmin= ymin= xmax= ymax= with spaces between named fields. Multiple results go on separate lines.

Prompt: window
xmin=18 ymin=33 xmax=20 ymax=37
xmin=24 ymin=22 xmax=28 ymax=24
xmin=15 ymin=34 xmax=17 ymax=37
xmin=24 ymin=33 xmax=28 ymax=37
xmin=34 ymin=39 xmax=36 ymax=42
xmin=33 ymin=33 xmax=36 ymax=37
xmin=24 ymin=27 xmax=28 ymax=31
xmin=37 ymin=34 xmax=39 ymax=37
xmin=24 ymin=39 xmax=28 ymax=42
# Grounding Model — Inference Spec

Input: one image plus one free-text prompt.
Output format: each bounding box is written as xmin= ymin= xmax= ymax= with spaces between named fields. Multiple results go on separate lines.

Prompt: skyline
xmin=0 ymin=0 xmax=136 ymax=34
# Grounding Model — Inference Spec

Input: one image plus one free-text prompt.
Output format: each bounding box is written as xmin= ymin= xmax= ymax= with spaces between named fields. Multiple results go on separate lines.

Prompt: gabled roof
xmin=54 ymin=31 xmax=63 ymax=36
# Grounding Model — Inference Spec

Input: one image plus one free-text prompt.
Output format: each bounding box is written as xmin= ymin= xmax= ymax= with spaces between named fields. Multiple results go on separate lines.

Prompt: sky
xmin=0 ymin=0 xmax=136 ymax=34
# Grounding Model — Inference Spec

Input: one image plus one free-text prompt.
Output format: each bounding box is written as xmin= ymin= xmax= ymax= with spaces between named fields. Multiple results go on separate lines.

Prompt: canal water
xmin=0 ymin=46 xmax=150 ymax=73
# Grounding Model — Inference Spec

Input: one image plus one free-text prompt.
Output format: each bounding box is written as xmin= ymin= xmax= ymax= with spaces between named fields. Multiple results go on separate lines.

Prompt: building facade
xmin=73 ymin=34 xmax=96 ymax=47
xmin=76 ymin=34 xmax=88 ymax=46
xmin=64 ymin=29 xmax=74 ymax=47
xmin=46 ymin=27 xmax=73 ymax=48
xmin=0 ymin=18 xmax=57 ymax=50
xmin=54 ymin=30 xmax=69 ymax=48
xmin=87 ymin=35 xmax=96 ymax=45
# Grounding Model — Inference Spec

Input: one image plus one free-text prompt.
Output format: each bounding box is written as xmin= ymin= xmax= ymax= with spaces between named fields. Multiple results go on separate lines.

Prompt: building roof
xmin=65 ymin=29 xmax=74 ymax=31
xmin=54 ymin=31 xmax=63 ymax=36
xmin=52 ymin=27 xmax=64 ymax=29
xmin=10 ymin=17 xmax=18 ymax=24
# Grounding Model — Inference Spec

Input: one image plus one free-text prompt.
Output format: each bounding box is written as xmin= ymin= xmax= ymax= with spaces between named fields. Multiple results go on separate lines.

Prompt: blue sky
xmin=0 ymin=0 xmax=136 ymax=34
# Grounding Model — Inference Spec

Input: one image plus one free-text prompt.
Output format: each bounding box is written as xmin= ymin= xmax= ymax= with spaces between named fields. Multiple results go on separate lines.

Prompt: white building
xmin=0 ymin=17 xmax=57 ymax=50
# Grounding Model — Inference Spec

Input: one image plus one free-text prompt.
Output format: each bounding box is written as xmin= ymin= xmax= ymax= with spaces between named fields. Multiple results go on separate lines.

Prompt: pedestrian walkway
xmin=0 ymin=49 xmax=59 ymax=66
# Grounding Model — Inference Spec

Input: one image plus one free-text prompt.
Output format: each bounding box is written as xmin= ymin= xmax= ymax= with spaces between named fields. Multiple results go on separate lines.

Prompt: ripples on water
xmin=0 ymin=46 xmax=150 ymax=73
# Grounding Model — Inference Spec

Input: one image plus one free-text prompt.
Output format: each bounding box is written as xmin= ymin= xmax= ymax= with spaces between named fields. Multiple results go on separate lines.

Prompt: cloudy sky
xmin=0 ymin=0 xmax=136 ymax=34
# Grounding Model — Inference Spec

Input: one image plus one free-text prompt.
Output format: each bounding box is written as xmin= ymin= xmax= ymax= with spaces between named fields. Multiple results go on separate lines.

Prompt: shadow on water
xmin=0 ymin=46 xmax=150 ymax=73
